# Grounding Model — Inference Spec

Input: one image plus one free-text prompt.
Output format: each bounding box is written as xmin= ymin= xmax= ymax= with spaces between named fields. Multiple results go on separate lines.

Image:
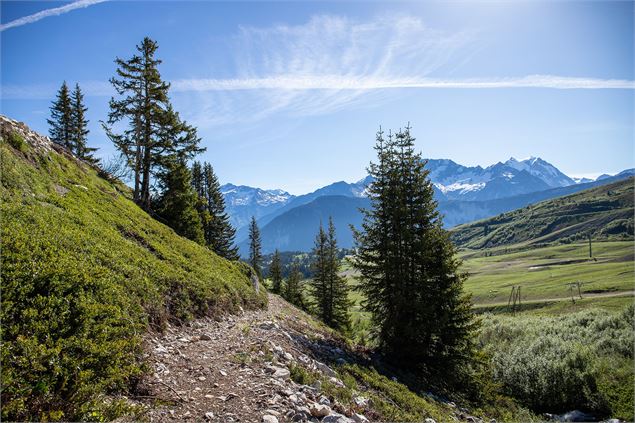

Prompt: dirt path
xmin=134 ymin=295 xmax=367 ymax=423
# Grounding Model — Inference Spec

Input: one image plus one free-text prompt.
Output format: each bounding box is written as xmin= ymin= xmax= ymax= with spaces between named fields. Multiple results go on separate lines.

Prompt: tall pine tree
xmin=155 ymin=158 xmax=205 ymax=245
xmin=103 ymin=37 xmax=203 ymax=210
xmin=70 ymin=83 xmax=98 ymax=163
xmin=248 ymin=216 xmax=262 ymax=279
xmin=48 ymin=81 xmax=73 ymax=150
xmin=310 ymin=218 xmax=350 ymax=331
xmin=353 ymin=125 xmax=477 ymax=380
xmin=269 ymin=249 xmax=283 ymax=294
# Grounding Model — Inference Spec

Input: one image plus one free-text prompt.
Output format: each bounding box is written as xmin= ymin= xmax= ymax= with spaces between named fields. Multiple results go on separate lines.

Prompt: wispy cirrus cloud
xmin=0 ymin=0 xmax=107 ymax=32
xmin=170 ymin=75 xmax=635 ymax=91
xmin=3 ymin=14 xmax=633 ymax=128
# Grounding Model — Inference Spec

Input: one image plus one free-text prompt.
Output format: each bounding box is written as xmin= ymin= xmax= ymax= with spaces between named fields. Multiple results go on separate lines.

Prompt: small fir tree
xmin=155 ymin=159 xmax=204 ymax=245
xmin=309 ymin=218 xmax=350 ymax=330
xmin=248 ymin=216 xmax=262 ymax=279
xmin=269 ymin=249 xmax=283 ymax=294
xmin=70 ymin=83 xmax=98 ymax=163
xmin=48 ymin=81 xmax=73 ymax=149
xmin=284 ymin=261 xmax=305 ymax=308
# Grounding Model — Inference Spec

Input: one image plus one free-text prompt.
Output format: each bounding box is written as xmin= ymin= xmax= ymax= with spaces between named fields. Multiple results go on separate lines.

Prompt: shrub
xmin=479 ymin=306 xmax=634 ymax=419
xmin=5 ymin=131 xmax=27 ymax=152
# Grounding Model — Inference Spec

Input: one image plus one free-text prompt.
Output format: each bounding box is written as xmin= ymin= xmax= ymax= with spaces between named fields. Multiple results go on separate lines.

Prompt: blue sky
xmin=2 ymin=1 xmax=633 ymax=194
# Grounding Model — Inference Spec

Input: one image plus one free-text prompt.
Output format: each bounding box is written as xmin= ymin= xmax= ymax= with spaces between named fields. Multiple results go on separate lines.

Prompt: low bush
xmin=479 ymin=306 xmax=634 ymax=420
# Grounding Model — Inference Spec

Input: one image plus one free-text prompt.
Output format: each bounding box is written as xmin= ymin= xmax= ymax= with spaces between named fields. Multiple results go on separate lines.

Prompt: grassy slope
xmin=0 ymin=118 xmax=266 ymax=421
xmin=450 ymin=177 xmax=634 ymax=250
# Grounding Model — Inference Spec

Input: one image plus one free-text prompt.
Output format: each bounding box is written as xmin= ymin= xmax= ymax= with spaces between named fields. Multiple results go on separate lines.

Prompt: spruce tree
xmin=310 ymin=218 xmax=350 ymax=331
xmin=269 ymin=249 xmax=283 ymax=294
xmin=155 ymin=159 xmax=204 ymax=245
xmin=284 ymin=261 xmax=305 ymax=308
xmin=352 ymin=125 xmax=477 ymax=379
xmin=202 ymin=163 xmax=239 ymax=260
xmin=248 ymin=216 xmax=262 ymax=279
xmin=48 ymin=81 xmax=73 ymax=149
xmin=326 ymin=217 xmax=351 ymax=331
xmin=103 ymin=37 xmax=203 ymax=209
xmin=70 ymin=83 xmax=98 ymax=163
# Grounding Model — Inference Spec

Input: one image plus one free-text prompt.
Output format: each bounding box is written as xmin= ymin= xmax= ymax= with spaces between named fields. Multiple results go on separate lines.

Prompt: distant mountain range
xmin=221 ymin=157 xmax=634 ymax=254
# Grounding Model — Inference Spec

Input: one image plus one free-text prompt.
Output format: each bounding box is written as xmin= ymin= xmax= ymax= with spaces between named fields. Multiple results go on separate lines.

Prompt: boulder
xmin=322 ymin=413 xmax=354 ymax=423
xmin=315 ymin=361 xmax=337 ymax=377
xmin=309 ymin=403 xmax=331 ymax=417
xmin=262 ymin=415 xmax=279 ymax=423
xmin=352 ymin=413 xmax=369 ymax=423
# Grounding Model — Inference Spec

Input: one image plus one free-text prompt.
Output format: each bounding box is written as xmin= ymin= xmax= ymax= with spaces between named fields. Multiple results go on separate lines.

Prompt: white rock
xmin=328 ymin=376 xmax=345 ymax=387
xmin=262 ymin=415 xmax=279 ymax=423
xmin=309 ymin=402 xmax=331 ymax=417
xmin=271 ymin=366 xmax=290 ymax=379
xmin=425 ymin=418 xmax=437 ymax=423
xmin=353 ymin=396 xmax=368 ymax=407
xmin=264 ymin=409 xmax=281 ymax=417
xmin=204 ymin=411 xmax=215 ymax=420
xmin=352 ymin=413 xmax=369 ymax=423
xmin=323 ymin=413 xmax=354 ymax=423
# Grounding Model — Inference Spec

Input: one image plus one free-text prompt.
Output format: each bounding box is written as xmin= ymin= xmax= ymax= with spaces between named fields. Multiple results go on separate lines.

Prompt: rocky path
xmin=136 ymin=294 xmax=369 ymax=423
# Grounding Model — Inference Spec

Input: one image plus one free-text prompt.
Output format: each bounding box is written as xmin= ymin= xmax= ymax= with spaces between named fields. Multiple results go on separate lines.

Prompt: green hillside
xmin=450 ymin=177 xmax=634 ymax=250
xmin=0 ymin=116 xmax=266 ymax=421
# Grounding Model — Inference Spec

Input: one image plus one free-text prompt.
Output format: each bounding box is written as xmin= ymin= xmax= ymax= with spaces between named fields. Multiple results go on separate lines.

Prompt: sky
xmin=1 ymin=1 xmax=634 ymax=194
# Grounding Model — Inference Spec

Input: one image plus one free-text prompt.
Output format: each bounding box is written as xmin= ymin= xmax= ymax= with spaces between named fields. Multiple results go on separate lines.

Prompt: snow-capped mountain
xmin=503 ymin=156 xmax=575 ymax=187
xmin=220 ymin=183 xmax=294 ymax=230
xmin=426 ymin=157 xmax=576 ymax=200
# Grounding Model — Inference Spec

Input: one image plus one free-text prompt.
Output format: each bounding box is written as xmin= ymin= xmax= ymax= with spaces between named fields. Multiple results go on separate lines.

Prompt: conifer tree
xmin=201 ymin=163 xmax=239 ymax=260
xmin=70 ymin=83 xmax=98 ymax=163
xmin=310 ymin=218 xmax=350 ymax=330
xmin=103 ymin=37 xmax=203 ymax=209
xmin=155 ymin=159 xmax=204 ymax=244
xmin=48 ymin=81 xmax=73 ymax=149
xmin=269 ymin=249 xmax=283 ymax=294
xmin=284 ymin=261 xmax=305 ymax=308
xmin=352 ymin=125 xmax=477 ymax=379
xmin=248 ymin=216 xmax=262 ymax=279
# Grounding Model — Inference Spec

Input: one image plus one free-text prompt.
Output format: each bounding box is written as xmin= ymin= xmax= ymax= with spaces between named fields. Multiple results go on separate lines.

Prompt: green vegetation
xmin=451 ymin=177 xmax=634 ymax=250
xmin=352 ymin=126 xmax=477 ymax=381
xmin=308 ymin=217 xmax=351 ymax=331
xmin=7 ymin=130 xmax=26 ymax=152
xmin=0 ymin=130 xmax=266 ymax=421
xmin=479 ymin=306 xmax=634 ymax=420
xmin=461 ymin=241 xmax=634 ymax=306
xmin=248 ymin=215 xmax=263 ymax=279
xmin=191 ymin=161 xmax=240 ymax=260
xmin=268 ymin=249 xmax=283 ymax=294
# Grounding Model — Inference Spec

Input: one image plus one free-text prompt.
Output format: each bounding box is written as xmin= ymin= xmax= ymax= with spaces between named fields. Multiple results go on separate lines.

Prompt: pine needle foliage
xmin=352 ymin=125 xmax=478 ymax=381
xmin=269 ymin=249 xmax=283 ymax=294
xmin=248 ymin=216 xmax=263 ymax=279
xmin=48 ymin=81 xmax=73 ymax=150
xmin=284 ymin=261 xmax=306 ymax=309
xmin=309 ymin=217 xmax=351 ymax=331
xmin=155 ymin=159 xmax=205 ymax=245
xmin=70 ymin=84 xmax=98 ymax=163
xmin=191 ymin=161 xmax=239 ymax=260
xmin=102 ymin=37 xmax=204 ymax=210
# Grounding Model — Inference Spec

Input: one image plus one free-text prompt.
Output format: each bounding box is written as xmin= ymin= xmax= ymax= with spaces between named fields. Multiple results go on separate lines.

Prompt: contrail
xmin=0 ymin=0 xmax=107 ymax=32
